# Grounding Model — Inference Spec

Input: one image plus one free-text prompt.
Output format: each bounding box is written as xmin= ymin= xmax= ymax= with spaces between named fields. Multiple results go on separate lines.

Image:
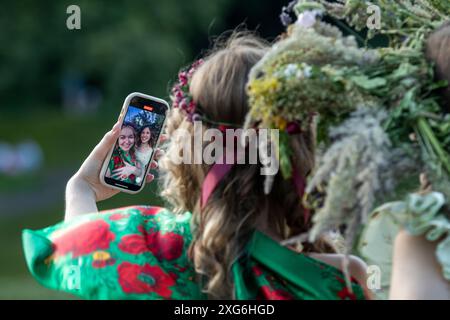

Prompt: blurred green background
xmin=0 ymin=0 xmax=285 ymax=299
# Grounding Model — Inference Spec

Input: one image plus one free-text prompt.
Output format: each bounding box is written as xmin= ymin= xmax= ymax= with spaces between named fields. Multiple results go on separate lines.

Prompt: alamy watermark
xmin=367 ymin=5 xmax=381 ymax=30
xmin=66 ymin=5 xmax=81 ymax=30
xmin=168 ymin=121 xmax=280 ymax=176
xmin=367 ymin=265 xmax=382 ymax=291
xmin=66 ymin=265 xmax=81 ymax=290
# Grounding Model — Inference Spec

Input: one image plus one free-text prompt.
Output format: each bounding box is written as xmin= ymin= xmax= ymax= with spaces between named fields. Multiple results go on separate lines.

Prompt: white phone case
xmin=99 ymin=92 xmax=169 ymax=194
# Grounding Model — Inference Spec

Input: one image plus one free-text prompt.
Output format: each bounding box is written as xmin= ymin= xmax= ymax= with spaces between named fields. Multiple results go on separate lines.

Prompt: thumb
xmin=90 ymin=121 xmax=121 ymax=161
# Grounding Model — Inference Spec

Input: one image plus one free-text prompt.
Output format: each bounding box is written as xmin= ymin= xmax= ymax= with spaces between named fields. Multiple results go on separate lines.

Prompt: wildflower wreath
xmin=245 ymin=0 xmax=450 ymax=249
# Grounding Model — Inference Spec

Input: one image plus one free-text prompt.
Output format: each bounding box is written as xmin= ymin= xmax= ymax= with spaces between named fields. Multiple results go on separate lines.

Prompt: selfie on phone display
xmin=105 ymin=104 xmax=165 ymax=187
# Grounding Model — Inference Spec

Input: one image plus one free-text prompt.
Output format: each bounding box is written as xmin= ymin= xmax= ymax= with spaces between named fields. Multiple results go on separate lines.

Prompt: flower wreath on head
xmin=170 ymin=59 xmax=246 ymax=210
xmin=170 ymin=57 xmax=311 ymax=216
xmin=245 ymin=0 xmax=450 ymax=266
xmin=171 ymin=59 xmax=240 ymax=132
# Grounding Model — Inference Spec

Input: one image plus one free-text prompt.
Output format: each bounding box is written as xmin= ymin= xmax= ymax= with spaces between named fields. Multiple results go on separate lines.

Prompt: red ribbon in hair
xmin=200 ymin=121 xmax=310 ymax=224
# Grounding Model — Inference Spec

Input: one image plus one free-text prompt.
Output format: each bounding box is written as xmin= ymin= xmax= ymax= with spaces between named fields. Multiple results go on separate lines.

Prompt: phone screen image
xmin=104 ymin=96 xmax=167 ymax=191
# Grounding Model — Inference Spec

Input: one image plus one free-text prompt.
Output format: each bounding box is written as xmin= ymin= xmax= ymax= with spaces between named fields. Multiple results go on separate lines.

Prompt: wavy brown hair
xmin=159 ymin=32 xmax=335 ymax=299
xmin=115 ymin=122 xmax=137 ymax=156
xmin=136 ymin=125 xmax=154 ymax=148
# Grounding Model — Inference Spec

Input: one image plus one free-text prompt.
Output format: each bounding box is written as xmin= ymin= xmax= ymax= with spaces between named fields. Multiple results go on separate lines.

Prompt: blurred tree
xmin=0 ymin=0 xmax=230 ymax=112
xmin=221 ymin=0 xmax=285 ymax=42
xmin=0 ymin=0 xmax=291 ymax=114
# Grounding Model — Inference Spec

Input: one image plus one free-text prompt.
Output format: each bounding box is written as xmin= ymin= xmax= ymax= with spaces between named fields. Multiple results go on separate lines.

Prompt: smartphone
xmin=100 ymin=92 xmax=169 ymax=193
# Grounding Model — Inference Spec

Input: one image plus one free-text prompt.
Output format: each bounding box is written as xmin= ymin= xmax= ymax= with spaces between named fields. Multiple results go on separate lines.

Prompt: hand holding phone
xmin=100 ymin=92 xmax=169 ymax=193
xmin=65 ymin=93 xmax=168 ymax=220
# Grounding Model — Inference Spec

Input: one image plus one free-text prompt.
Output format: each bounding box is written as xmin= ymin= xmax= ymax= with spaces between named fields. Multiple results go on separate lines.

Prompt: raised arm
xmin=390 ymin=230 xmax=450 ymax=300
xmin=65 ymin=121 xmax=162 ymax=221
xmin=65 ymin=121 xmax=122 ymax=221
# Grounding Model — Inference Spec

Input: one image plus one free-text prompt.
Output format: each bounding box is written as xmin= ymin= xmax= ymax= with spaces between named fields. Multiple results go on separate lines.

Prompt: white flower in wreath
xmin=283 ymin=63 xmax=300 ymax=77
xmin=299 ymin=63 xmax=312 ymax=78
xmin=296 ymin=10 xmax=322 ymax=29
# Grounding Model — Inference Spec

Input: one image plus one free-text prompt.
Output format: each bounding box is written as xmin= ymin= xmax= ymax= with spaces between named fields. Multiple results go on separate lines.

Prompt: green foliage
xmin=246 ymin=0 xmax=450 ymax=250
xmin=0 ymin=0 xmax=282 ymax=299
xmin=321 ymin=0 xmax=449 ymax=45
xmin=278 ymin=131 xmax=293 ymax=179
xmin=0 ymin=0 xmax=227 ymax=110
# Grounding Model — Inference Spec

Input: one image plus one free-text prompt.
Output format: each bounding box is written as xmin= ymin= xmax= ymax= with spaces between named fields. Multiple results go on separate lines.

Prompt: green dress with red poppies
xmin=22 ymin=206 xmax=365 ymax=300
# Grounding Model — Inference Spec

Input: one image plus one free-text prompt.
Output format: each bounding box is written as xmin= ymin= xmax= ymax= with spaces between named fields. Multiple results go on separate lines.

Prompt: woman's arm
xmin=390 ymin=229 xmax=450 ymax=299
xmin=65 ymin=121 xmax=164 ymax=221
xmin=65 ymin=175 xmax=98 ymax=220
xmin=65 ymin=121 xmax=121 ymax=221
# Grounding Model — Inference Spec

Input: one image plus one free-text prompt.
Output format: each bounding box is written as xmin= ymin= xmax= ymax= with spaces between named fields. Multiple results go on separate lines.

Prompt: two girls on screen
xmin=106 ymin=123 xmax=154 ymax=184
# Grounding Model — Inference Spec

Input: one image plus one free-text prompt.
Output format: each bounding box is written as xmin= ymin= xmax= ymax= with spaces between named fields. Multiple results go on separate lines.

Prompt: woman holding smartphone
xmin=22 ymin=33 xmax=370 ymax=300
xmin=21 ymin=0 xmax=450 ymax=299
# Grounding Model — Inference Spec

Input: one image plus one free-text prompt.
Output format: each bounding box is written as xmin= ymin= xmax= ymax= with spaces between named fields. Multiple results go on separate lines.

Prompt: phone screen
xmin=104 ymin=95 xmax=167 ymax=192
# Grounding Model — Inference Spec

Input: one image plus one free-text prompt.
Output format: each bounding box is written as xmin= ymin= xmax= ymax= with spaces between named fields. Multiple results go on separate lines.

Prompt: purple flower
xmin=188 ymin=59 xmax=204 ymax=78
xmin=192 ymin=59 xmax=204 ymax=69
xmin=279 ymin=0 xmax=298 ymax=26
xmin=187 ymin=100 xmax=196 ymax=112
xmin=171 ymin=84 xmax=181 ymax=94
xmin=280 ymin=12 xmax=293 ymax=27
xmin=178 ymin=72 xmax=188 ymax=86
xmin=170 ymin=59 xmax=204 ymax=121
xmin=179 ymin=98 xmax=188 ymax=110
xmin=175 ymin=90 xmax=184 ymax=99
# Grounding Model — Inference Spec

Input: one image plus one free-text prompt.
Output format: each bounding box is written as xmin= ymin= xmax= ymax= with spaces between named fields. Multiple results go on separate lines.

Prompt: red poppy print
xmin=137 ymin=225 xmax=146 ymax=234
xmin=337 ymin=286 xmax=357 ymax=300
xmin=113 ymin=156 xmax=122 ymax=165
xmin=335 ymin=275 xmax=358 ymax=300
xmin=252 ymin=265 xmax=264 ymax=277
xmin=140 ymin=206 xmax=164 ymax=216
xmin=168 ymin=271 xmax=178 ymax=280
xmin=335 ymin=275 xmax=359 ymax=285
xmin=256 ymin=285 xmax=294 ymax=300
xmin=119 ymin=234 xmax=148 ymax=254
xmin=147 ymin=232 xmax=184 ymax=261
xmin=52 ymin=220 xmax=115 ymax=258
xmin=117 ymin=262 xmax=175 ymax=297
xmin=174 ymin=264 xmax=188 ymax=272
xmin=118 ymin=230 xmax=184 ymax=261
xmin=109 ymin=213 xmax=130 ymax=221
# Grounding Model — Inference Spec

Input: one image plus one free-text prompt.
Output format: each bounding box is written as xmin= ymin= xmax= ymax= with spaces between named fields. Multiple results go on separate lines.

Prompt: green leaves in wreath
xmin=278 ymin=130 xmax=293 ymax=179
xmin=350 ymin=75 xmax=387 ymax=90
